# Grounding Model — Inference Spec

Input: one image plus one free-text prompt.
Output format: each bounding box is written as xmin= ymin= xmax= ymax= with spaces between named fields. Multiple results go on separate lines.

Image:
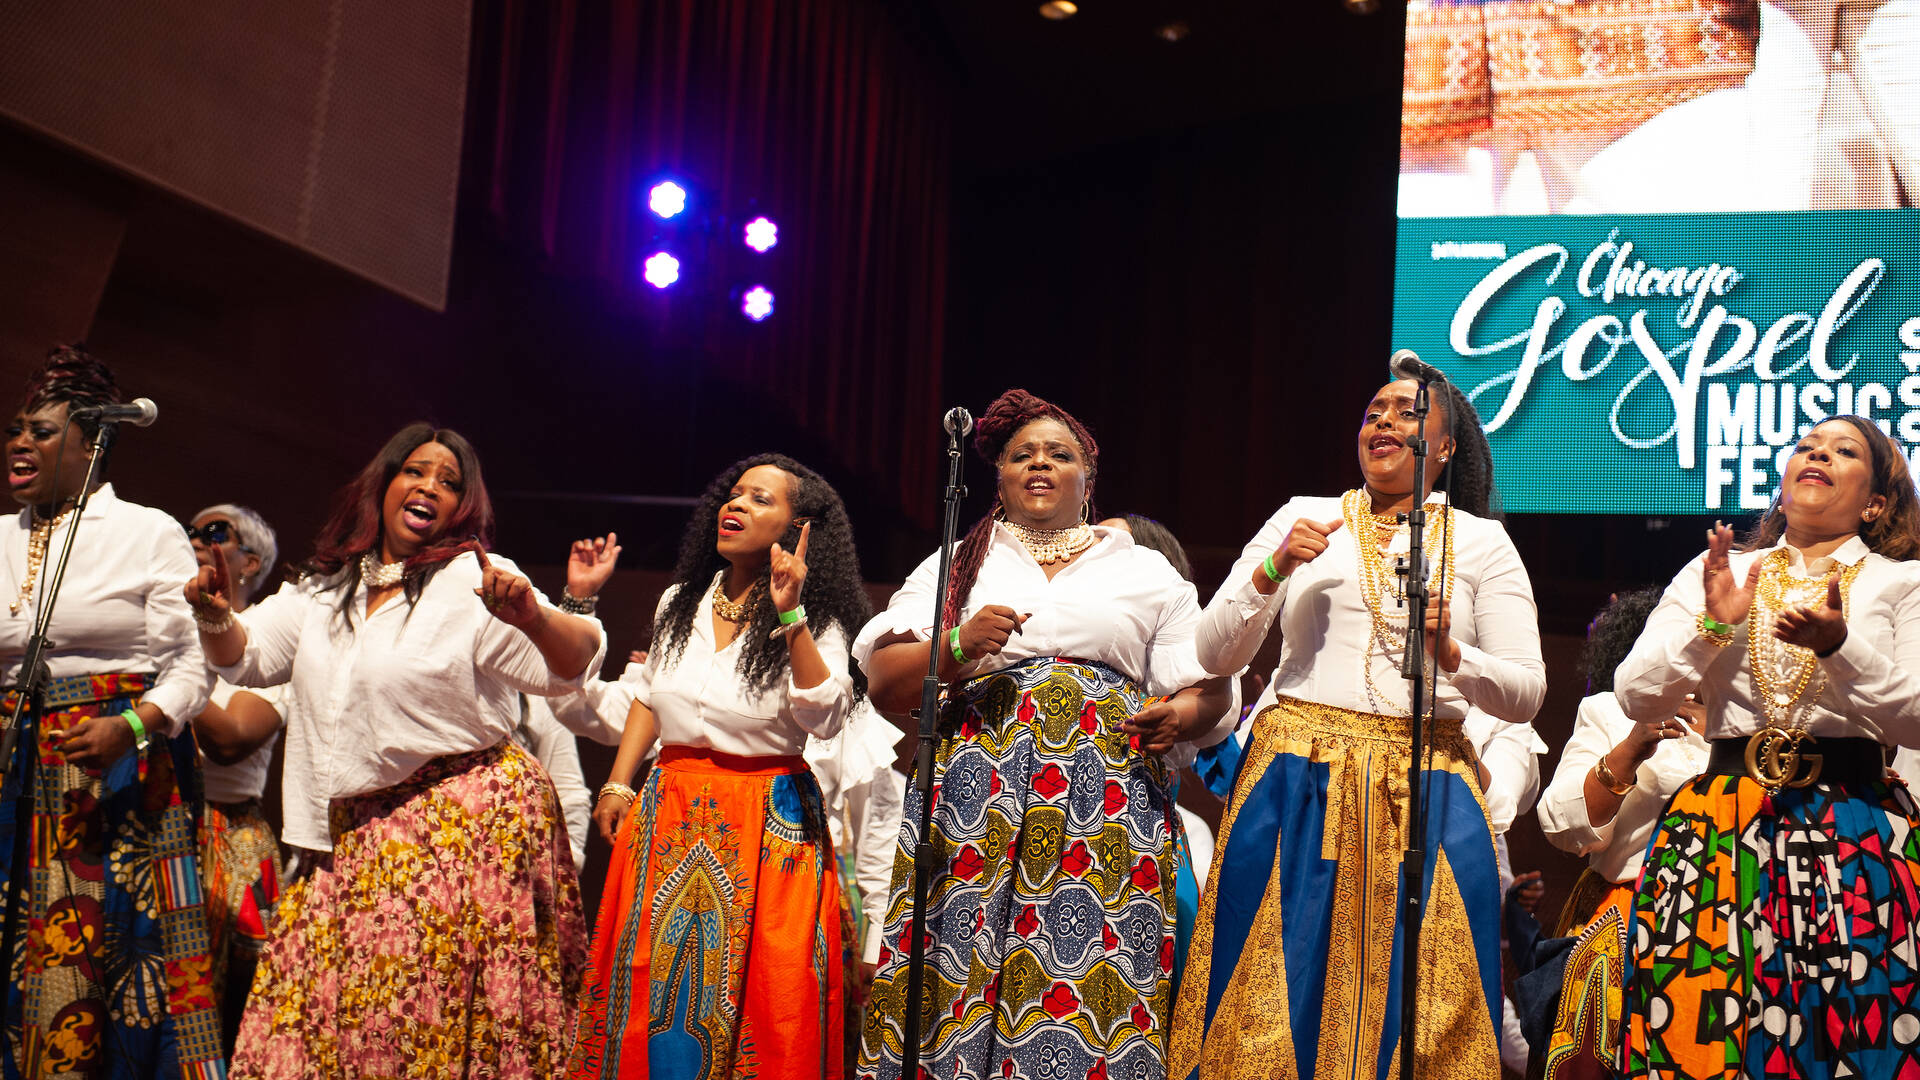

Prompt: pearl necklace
xmin=11 ymin=508 xmax=73 ymax=616
xmin=1748 ymin=549 xmax=1862 ymax=730
xmin=359 ymin=552 xmax=406 ymax=588
xmin=1001 ymin=518 xmax=1096 ymax=565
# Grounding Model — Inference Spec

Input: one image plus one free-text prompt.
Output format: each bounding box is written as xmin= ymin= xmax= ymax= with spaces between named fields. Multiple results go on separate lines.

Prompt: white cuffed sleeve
xmin=1446 ymin=521 xmax=1545 ymax=725
xmin=138 ymin=521 xmax=213 ymax=737
xmin=1195 ymin=502 xmax=1300 ymax=677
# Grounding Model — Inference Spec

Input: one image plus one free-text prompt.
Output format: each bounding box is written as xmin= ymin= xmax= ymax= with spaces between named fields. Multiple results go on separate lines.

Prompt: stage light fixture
xmin=643 ymin=252 xmax=681 ymax=288
xmin=744 ymin=217 xmax=780 ymax=253
xmin=741 ymin=285 xmax=775 ymax=322
xmin=648 ymin=181 xmax=688 ymax=219
xmin=1039 ymin=1 xmax=1078 ymax=19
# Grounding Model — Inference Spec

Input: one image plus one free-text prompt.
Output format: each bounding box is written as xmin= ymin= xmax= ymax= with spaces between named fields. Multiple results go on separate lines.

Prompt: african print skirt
xmin=566 ymin=746 xmax=843 ymax=1080
xmin=1168 ymin=696 xmax=1503 ymax=1080
xmin=857 ymin=657 xmax=1180 ymax=1080
xmin=198 ymin=799 xmax=280 ymax=1055
xmin=231 ymin=741 xmax=585 ymax=1079
xmin=1530 ymin=870 xmax=1635 ymax=1080
xmin=1624 ymin=771 xmax=1920 ymax=1078
xmin=0 ymin=671 xmax=222 ymax=1080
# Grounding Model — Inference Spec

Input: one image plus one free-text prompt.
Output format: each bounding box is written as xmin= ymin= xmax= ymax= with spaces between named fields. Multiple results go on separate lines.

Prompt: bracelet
xmin=196 ymin=609 xmax=236 ymax=635
xmin=950 ymin=626 xmax=970 ymax=665
xmin=1261 ymin=553 xmax=1287 ymax=584
xmin=769 ymin=612 xmax=809 ymax=641
xmin=121 ymin=708 xmax=151 ymax=752
xmin=1593 ymin=752 xmax=1635 ymax=796
xmin=557 ymin=590 xmax=599 ymax=615
xmin=597 ymin=782 xmax=636 ymax=804
xmin=778 ymin=604 xmax=806 ymax=625
xmin=1698 ymin=611 xmax=1736 ymax=647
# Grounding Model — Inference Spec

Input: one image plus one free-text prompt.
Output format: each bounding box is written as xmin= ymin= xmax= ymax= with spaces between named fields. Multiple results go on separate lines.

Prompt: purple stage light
xmin=643 ymin=252 xmax=681 ymax=288
xmin=649 ymin=181 xmax=688 ymax=219
xmin=744 ymin=217 xmax=779 ymax=253
xmin=742 ymin=286 xmax=775 ymax=321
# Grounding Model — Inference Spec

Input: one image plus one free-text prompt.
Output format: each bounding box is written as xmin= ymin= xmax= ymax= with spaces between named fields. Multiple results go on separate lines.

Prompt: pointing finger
xmin=209 ymin=544 xmax=231 ymax=598
xmin=794 ymin=521 xmax=811 ymax=562
xmin=467 ymin=537 xmax=492 ymax=571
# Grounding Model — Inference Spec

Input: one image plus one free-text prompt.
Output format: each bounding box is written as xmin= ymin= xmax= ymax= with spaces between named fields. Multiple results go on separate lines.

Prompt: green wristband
xmin=121 ymin=708 xmax=150 ymax=751
xmin=950 ymin=626 xmax=970 ymax=665
xmin=778 ymin=604 xmax=806 ymax=626
xmin=1700 ymin=614 xmax=1735 ymax=636
xmin=1262 ymin=553 xmax=1287 ymax=584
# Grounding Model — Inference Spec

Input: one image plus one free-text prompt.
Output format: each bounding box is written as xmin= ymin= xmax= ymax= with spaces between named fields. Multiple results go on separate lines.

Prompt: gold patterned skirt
xmin=1168 ymin=696 xmax=1502 ymax=1080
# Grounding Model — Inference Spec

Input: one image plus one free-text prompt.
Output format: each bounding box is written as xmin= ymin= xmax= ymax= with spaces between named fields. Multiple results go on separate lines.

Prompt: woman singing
xmin=191 ymin=422 xmax=604 ymax=1079
xmin=1614 ymin=415 xmax=1920 ymax=1078
xmin=566 ymin=453 xmax=871 ymax=1080
xmin=0 ymin=347 xmax=219 ymax=1080
xmin=1170 ymin=377 xmax=1545 ymax=1078
xmin=856 ymin=390 xmax=1230 ymax=1080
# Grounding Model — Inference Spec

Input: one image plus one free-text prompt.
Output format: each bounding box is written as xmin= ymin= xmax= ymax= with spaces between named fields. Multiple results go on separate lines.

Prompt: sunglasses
xmin=183 ymin=520 xmax=254 ymax=553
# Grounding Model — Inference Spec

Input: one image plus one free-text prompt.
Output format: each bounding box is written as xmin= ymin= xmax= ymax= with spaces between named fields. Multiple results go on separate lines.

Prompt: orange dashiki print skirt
xmin=567 ymin=746 xmax=844 ymax=1080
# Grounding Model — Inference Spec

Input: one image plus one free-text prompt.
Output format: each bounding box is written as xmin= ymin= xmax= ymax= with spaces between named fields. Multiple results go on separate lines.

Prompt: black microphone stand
xmin=0 ymin=418 xmax=119 ymax=1064
xmin=901 ymin=420 xmax=967 ymax=1080
xmin=1396 ymin=373 xmax=1435 ymax=1080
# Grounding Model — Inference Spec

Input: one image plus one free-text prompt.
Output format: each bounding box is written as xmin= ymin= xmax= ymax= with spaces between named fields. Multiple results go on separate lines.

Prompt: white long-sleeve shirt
xmin=545 ymin=660 xmax=644 ymax=745
xmin=0 ymin=484 xmax=211 ymax=734
xmin=1465 ymin=709 xmax=1548 ymax=834
xmin=806 ymin=701 xmax=904 ymax=963
xmin=214 ymin=549 xmax=607 ymax=852
xmin=632 ymin=575 xmax=854 ymax=756
xmin=853 ymin=524 xmax=1222 ymax=741
xmin=1197 ymin=495 xmax=1545 ymax=725
xmin=521 ymin=695 xmax=592 ymax=873
xmin=1615 ymin=536 xmax=1920 ymax=746
xmin=1537 ymin=691 xmax=1711 ymax=883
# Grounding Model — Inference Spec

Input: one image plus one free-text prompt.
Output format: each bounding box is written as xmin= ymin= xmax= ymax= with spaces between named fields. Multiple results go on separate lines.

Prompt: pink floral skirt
xmin=230 ymin=741 xmax=586 ymax=1078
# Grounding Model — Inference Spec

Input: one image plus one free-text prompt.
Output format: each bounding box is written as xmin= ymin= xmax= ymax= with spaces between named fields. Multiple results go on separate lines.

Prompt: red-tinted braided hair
xmin=940 ymin=389 xmax=1100 ymax=631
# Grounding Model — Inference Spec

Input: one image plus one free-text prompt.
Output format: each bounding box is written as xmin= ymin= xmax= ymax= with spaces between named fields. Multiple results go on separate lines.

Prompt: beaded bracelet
xmin=196 ymin=609 xmax=236 ymax=635
xmin=557 ymin=590 xmax=599 ymax=616
xmin=1699 ymin=611 xmax=1736 ymax=647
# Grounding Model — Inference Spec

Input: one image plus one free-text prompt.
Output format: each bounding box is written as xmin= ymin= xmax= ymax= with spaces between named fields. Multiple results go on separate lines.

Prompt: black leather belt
xmin=1706 ymin=735 xmax=1886 ymax=789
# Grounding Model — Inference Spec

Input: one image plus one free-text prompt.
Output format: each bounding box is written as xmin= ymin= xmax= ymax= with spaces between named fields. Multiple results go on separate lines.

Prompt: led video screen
xmin=1392 ymin=0 xmax=1919 ymax=513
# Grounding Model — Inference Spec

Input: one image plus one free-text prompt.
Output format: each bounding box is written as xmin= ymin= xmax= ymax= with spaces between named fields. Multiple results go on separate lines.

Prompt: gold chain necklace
xmin=11 ymin=508 xmax=73 ymax=617
xmin=711 ymin=576 xmax=759 ymax=622
xmin=1742 ymin=547 xmax=1864 ymax=790
xmin=1001 ymin=517 xmax=1096 ymax=565
xmin=1342 ymin=489 xmax=1455 ymax=718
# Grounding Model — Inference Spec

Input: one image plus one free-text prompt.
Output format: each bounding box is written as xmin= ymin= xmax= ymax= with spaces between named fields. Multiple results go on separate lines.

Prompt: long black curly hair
xmin=1430 ymin=380 xmax=1501 ymax=521
xmin=1579 ymin=586 xmax=1664 ymax=693
xmin=653 ymin=454 xmax=871 ymax=699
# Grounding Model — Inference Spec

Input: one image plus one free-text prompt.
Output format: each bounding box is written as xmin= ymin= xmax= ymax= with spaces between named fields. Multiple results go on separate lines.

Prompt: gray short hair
xmin=193 ymin=503 xmax=279 ymax=602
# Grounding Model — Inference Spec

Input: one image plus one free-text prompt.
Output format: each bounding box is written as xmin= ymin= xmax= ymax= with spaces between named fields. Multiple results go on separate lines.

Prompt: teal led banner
xmin=1393 ymin=0 xmax=1919 ymax=514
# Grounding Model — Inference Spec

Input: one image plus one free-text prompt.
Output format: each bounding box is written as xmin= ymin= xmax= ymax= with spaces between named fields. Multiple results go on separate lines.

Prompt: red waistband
xmin=657 ymin=745 xmax=810 ymax=776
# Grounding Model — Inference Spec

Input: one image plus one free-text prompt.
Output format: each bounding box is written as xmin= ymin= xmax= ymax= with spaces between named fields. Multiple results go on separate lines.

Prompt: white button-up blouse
xmin=1615 ymin=536 xmax=1920 ymax=745
xmin=630 ymin=574 xmax=855 ymax=758
xmin=213 ymin=550 xmax=606 ymax=851
xmin=1197 ymin=495 xmax=1546 ymax=724
xmin=0 ymin=483 xmax=211 ymax=734
xmin=1538 ymin=691 xmax=1712 ymax=883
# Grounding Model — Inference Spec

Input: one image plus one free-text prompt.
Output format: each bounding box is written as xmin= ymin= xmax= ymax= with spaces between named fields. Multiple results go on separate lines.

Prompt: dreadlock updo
xmin=25 ymin=344 xmax=123 ymax=440
xmin=941 ymin=390 xmax=1101 ymax=631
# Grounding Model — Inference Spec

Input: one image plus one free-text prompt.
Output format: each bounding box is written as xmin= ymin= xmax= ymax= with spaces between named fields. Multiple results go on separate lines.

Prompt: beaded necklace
xmin=1742 ymin=547 xmax=1864 ymax=789
xmin=10 ymin=508 xmax=73 ymax=616
xmin=1001 ymin=517 xmax=1096 ymax=565
xmin=1342 ymin=488 xmax=1456 ymax=718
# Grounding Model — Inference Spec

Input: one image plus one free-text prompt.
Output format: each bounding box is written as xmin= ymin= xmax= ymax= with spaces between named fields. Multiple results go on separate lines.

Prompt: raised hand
xmin=1702 ymin=521 xmax=1760 ymax=626
xmin=184 ymin=543 xmax=233 ymax=622
xmin=1775 ymin=573 xmax=1848 ymax=655
xmin=769 ymin=521 xmax=811 ymax=614
xmin=566 ymin=533 xmax=622 ymax=599
xmin=955 ymin=604 xmax=1029 ymax=662
xmin=473 ymin=544 xmax=542 ymax=628
xmin=1272 ymin=518 xmax=1344 ymax=580
xmin=1422 ymin=596 xmax=1461 ymax=672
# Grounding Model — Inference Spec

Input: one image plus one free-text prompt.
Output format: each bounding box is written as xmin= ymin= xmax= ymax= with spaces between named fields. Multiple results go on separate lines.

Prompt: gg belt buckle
xmin=1744 ymin=728 xmax=1823 ymax=791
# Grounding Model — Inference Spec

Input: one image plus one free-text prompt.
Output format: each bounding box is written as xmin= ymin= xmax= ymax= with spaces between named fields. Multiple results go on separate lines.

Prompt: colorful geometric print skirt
xmin=231 ymin=741 xmax=585 ymax=1079
xmin=566 ymin=746 xmax=844 ymax=1080
xmin=858 ymin=657 xmax=1181 ymax=1080
xmin=1624 ymin=770 xmax=1920 ymax=1078
xmin=199 ymin=798 xmax=281 ymax=1054
xmin=0 ymin=671 xmax=222 ymax=1080
xmin=1168 ymin=696 xmax=1503 ymax=1080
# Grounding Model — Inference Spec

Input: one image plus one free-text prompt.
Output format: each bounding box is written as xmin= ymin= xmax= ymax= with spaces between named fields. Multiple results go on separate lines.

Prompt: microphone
xmin=943 ymin=406 xmax=973 ymax=437
xmin=1388 ymin=349 xmax=1448 ymax=386
xmin=70 ymin=398 xmax=159 ymax=427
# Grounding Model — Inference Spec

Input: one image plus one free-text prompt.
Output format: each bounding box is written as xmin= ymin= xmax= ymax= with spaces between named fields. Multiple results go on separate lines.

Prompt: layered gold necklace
xmin=1342 ymin=488 xmax=1456 ymax=718
xmin=1002 ymin=517 xmax=1095 ymax=565
xmin=11 ymin=507 xmax=74 ymax=617
xmin=711 ymin=576 xmax=760 ymax=622
xmin=1742 ymin=547 xmax=1864 ymax=790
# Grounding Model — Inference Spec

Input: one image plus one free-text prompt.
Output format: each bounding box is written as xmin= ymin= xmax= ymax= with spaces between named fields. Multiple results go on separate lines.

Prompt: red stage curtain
xmin=467 ymin=0 xmax=951 ymax=525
